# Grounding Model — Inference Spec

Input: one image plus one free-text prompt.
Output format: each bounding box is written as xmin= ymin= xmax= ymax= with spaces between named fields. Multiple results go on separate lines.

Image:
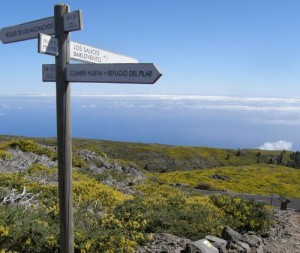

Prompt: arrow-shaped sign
xmin=38 ymin=33 xmax=138 ymax=63
xmin=70 ymin=41 xmax=138 ymax=64
xmin=42 ymin=63 xmax=162 ymax=84
xmin=0 ymin=10 xmax=82 ymax=44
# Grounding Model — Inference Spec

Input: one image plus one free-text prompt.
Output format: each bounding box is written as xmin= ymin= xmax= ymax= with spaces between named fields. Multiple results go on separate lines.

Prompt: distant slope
xmin=0 ymin=135 xmax=296 ymax=173
xmin=149 ymin=164 xmax=300 ymax=199
xmin=70 ymin=138 xmax=296 ymax=172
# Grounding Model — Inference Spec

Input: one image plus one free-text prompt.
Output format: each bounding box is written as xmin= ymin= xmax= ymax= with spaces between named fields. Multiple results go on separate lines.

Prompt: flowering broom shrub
xmin=209 ymin=194 xmax=271 ymax=232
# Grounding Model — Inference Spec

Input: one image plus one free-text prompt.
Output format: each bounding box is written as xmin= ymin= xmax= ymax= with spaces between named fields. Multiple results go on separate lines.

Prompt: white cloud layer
xmin=258 ymin=140 xmax=293 ymax=151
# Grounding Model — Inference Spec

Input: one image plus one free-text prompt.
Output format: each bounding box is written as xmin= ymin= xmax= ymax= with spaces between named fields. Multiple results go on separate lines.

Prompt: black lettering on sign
xmin=6 ymin=30 xmax=17 ymax=37
xmin=107 ymin=70 xmax=128 ymax=77
xmin=74 ymin=44 xmax=82 ymax=51
xmin=139 ymin=71 xmax=152 ymax=77
xmin=88 ymin=70 xmax=102 ymax=76
xmin=129 ymin=71 xmax=137 ymax=77
xmin=70 ymin=70 xmax=86 ymax=76
xmin=84 ymin=47 xmax=99 ymax=56
xmin=23 ymin=28 xmax=29 ymax=34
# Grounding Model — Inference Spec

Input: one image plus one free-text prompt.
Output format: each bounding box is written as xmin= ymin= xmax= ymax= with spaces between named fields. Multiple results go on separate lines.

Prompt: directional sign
xmin=64 ymin=10 xmax=83 ymax=32
xmin=42 ymin=63 xmax=162 ymax=84
xmin=0 ymin=17 xmax=54 ymax=44
xmin=38 ymin=35 xmax=138 ymax=63
xmin=38 ymin=33 xmax=58 ymax=56
xmin=42 ymin=64 xmax=56 ymax=82
xmin=70 ymin=41 xmax=138 ymax=64
xmin=0 ymin=10 xmax=82 ymax=44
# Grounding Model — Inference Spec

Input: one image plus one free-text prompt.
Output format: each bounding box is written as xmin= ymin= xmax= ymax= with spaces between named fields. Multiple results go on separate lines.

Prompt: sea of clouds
xmin=1 ymin=93 xmax=300 ymax=150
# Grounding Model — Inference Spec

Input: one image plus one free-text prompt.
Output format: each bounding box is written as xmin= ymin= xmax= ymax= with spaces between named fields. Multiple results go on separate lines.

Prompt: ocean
xmin=1 ymin=94 xmax=300 ymax=150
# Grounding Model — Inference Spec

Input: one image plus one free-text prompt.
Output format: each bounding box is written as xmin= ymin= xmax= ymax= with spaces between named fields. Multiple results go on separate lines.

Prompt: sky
xmin=1 ymin=1 xmax=300 ymax=150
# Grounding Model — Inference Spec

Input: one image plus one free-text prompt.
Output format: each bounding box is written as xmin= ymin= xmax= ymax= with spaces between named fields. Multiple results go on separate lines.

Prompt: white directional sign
xmin=0 ymin=11 xmax=82 ymax=44
xmin=69 ymin=41 xmax=138 ymax=64
xmin=38 ymin=35 xmax=138 ymax=63
xmin=42 ymin=63 xmax=162 ymax=84
xmin=38 ymin=33 xmax=58 ymax=56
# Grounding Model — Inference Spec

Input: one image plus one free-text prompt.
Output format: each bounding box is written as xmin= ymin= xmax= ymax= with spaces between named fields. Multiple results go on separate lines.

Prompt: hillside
xmin=1 ymin=135 xmax=296 ymax=173
xmin=1 ymin=135 xmax=300 ymax=199
xmin=0 ymin=136 xmax=300 ymax=252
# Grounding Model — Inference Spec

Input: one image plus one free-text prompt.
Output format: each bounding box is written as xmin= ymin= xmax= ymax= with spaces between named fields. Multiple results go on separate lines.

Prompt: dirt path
xmin=263 ymin=210 xmax=300 ymax=253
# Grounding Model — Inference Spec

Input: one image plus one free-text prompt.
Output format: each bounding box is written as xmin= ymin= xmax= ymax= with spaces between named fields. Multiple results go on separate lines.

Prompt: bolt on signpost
xmin=0 ymin=3 xmax=162 ymax=252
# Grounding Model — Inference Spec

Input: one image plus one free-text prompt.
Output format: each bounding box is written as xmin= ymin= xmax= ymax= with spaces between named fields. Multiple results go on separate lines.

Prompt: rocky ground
xmin=135 ymin=209 xmax=300 ymax=253
xmin=263 ymin=209 xmax=300 ymax=253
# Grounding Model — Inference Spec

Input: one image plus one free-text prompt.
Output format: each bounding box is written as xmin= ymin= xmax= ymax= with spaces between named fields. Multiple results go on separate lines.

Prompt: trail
xmin=263 ymin=210 xmax=300 ymax=253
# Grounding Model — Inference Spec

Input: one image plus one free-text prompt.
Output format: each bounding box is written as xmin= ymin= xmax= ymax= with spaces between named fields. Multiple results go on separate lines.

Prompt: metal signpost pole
xmin=54 ymin=4 xmax=74 ymax=253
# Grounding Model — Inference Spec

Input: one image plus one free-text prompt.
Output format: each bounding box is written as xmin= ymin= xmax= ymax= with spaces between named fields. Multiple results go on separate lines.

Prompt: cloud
xmin=253 ymin=119 xmax=300 ymax=126
xmin=4 ymin=93 xmax=300 ymax=115
xmin=80 ymin=104 xmax=97 ymax=108
xmin=258 ymin=140 xmax=293 ymax=151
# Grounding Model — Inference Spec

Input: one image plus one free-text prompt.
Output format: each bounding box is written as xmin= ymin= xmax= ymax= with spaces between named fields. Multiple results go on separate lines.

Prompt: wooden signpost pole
xmin=54 ymin=4 xmax=74 ymax=253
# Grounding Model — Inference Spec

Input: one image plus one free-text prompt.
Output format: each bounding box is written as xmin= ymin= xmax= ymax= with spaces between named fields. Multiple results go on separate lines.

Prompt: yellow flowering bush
xmin=209 ymin=194 xmax=270 ymax=232
xmin=0 ymin=139 xmax=56 ymax=160
xmin=0 ymin=150 xmax=12 ymax=159
xmin=73 ymin=171 xmax=131 ymax=210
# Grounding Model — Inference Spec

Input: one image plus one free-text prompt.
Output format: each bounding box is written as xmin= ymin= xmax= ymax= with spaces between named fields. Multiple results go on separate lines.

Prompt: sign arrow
xmin=70 ymin=41 xmax=138 ymax=64
xmin=42 ymin=63 xmax=162 ymax=84
xmin=0 ymin=10 xmax=82 ymax=44
xmin=38 ymin=34 xmax=138 ymax=63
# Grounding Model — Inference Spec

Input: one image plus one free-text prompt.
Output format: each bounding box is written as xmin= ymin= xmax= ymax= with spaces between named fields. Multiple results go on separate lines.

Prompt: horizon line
xmin=1 ymin=92 xmax=300 ymax=101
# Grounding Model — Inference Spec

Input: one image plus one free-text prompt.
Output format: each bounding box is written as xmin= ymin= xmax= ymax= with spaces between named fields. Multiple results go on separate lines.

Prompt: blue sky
xmin=1 ymin=0 xmax=300 ymax=96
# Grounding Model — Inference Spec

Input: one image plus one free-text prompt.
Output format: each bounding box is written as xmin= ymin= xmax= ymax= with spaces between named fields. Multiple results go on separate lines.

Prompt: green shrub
xmin=27 ymin=163 xmax=56 ymax=176
xmin=0 ymin=205 xmax=59 ymax=252
xmin=1 ymin=140 xmax=56 ymax=160
xmin=115 ymin=195 xmax=225 ymax=241
xmin=0 ymin=150 xmax=12 ymax=159
xmin=209 ymin=194 xmax=271 ymax=233
xmin=72 ymin=154 xmax=88 ymax=168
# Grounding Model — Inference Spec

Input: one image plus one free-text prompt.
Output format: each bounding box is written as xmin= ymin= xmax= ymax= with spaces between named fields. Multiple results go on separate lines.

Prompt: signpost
xmin=1 ymin=4 xmax=162 ymax=253
xmin=54 ymin=5 xmax=73 ymax=253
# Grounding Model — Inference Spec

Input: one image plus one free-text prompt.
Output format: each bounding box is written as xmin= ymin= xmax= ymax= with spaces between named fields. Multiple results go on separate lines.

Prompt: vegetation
xmin=0 ymin=175 xmax=271 ymax=252
xmin=0 ymin=136 xmax=298 ymax=252
xmin=149 ymin=164 xmax=300 ymax=198
xmin=0 ymin=139 xmax=56 ymax=160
